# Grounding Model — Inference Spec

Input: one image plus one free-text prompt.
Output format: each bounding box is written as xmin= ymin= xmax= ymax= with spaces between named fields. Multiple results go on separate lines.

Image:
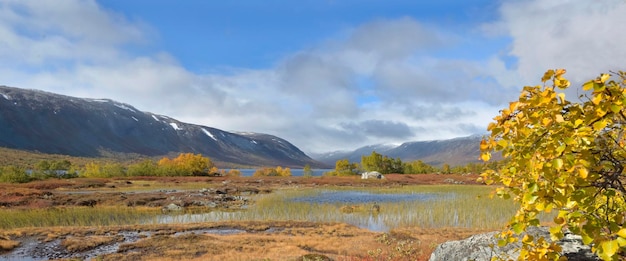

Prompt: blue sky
xmin=1 ymin=0 xmax=625 ymax=153
xmin=100 ymin=0 xmax=500 ymax=70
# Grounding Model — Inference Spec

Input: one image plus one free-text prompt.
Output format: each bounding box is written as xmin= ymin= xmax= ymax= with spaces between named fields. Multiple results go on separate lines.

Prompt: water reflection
xmin=150 ymin=190 xmax=444 ymax=232
xmin=289 ymin=190 xmax=437 ymax=204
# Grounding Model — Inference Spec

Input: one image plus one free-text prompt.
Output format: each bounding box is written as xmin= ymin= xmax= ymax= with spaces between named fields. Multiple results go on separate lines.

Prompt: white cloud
xmin=0 ymin=0 xmax=147 ymax=67
xmin=4 ymin=0 xmax=621 ymax=155
xmin=495 ymin=0 xmax=626 ymax=84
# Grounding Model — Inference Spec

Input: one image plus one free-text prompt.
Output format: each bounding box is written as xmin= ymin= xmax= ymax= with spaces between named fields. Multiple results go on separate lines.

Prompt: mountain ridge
xmin=311 ymin=135 xmax=486 ymax=167
xmin=0 ymin=85 xmax=324 ymax=168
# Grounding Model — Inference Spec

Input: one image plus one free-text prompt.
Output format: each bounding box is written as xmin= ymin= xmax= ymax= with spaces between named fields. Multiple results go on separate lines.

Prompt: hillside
xmin=312 ymin=135 xmax=485 ymax=167
xmin=0 ymin=86 xmax=323 ymax=168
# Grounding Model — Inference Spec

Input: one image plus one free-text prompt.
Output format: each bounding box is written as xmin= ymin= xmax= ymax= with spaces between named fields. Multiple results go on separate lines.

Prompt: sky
xmin=1 ymin=0 xmax=625 ymax=154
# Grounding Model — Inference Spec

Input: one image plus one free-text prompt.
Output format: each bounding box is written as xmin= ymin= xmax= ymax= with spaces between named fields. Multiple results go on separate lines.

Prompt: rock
xmin=296 ymin=253 xmax=333 ymax=261
xmin=361 ymin=171 xmax=384 ymax=179
xmin=76 ymin=199 xmax=97 ymax=207
xmin=429 ymin=226 xmax=599 ymax=261
xmin=161 ymin=203 xmax=184 ymax=212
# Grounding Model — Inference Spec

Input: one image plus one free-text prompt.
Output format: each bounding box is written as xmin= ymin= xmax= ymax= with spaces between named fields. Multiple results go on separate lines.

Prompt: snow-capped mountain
xmin=0 ymin=85 xmax=323 ymax=167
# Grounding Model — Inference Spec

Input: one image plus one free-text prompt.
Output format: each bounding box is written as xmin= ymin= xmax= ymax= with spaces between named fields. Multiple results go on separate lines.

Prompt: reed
xmin=0 ymin=206 xmax=160 ymax=229
xmin=155 ymin=185 xmax=552 ymax=230
xmin=0 ymin=185 xmax=553 ymax=231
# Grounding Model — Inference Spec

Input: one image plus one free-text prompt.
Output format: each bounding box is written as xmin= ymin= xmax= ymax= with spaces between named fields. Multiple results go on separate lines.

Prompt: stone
xmin=429 ymin=226 xmax=599 ymax=261
xmin=296 ymin=253 xmax=333 ymax=261
xmin=161 ymin=203 xmax=184 ymax=212
xmin=361 ymin=171 xmax=384 ymax=179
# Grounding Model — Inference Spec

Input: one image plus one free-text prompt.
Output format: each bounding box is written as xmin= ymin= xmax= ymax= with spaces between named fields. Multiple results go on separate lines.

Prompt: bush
xmin=481 ymin=69 xmax=626 ymax=260
xmin=0 ymin=166 xmax=31 ymax=183
xmin=253 ymin=166 xmax=291 ymax=177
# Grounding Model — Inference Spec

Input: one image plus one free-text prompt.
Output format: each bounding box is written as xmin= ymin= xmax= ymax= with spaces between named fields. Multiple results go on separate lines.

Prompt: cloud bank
xmin=1 ymin=0 xmax=624 ymax=153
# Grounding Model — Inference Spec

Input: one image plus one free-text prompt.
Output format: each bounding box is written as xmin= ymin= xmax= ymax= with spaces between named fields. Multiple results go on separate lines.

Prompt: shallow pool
xmin=289 ymin=190 xmax=438 ymax=204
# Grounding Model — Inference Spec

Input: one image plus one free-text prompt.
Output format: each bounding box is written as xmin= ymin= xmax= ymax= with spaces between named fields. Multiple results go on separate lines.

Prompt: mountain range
xmin=0 ymin=85 xmax=485 ymax=168
xmin=0 ymin=86 xmax=322 ymax=168
xmin=311 ymin=135 xmax=485 ymax=167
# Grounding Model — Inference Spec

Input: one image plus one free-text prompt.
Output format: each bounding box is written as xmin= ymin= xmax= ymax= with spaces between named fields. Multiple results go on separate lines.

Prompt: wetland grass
xmin=0 ymin=206 xmax=160 ymax=229
xmin=239 ymin=185 xmax=524 ymax=230
xmin=1 ymin=184 xmax=551 ymax=231
xmin=156 ymin=185 xmax=550 ymax=231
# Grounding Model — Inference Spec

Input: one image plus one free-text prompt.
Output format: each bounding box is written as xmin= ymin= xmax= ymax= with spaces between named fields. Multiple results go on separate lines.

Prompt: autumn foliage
xmin=157 ymin=153 xmax=214 ymax=176
xmin=253 ymin=166 xmax=291 ymax=177
xmin=480 ymin=69 xmax=626 ymax=260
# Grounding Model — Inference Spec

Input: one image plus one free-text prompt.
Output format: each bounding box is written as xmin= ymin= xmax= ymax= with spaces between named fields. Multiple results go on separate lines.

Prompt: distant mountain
xmin=0 ymin=86 xmax=323 ymax=168
xmin=311 ymin=135 xmax=485 ymax=167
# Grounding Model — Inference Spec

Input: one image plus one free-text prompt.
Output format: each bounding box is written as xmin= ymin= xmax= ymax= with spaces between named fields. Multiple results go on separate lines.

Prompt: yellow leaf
xmin=555 ymin=69 xmax=566 ymax=76
xmin=542 ymin=70 xmax=555 ymax=82
xmin=549 ymin=226 xmax=564 ymax=241
xmin=617 ymin=228 xmax=626 ymax=239
xmin=582 ymin=81 xmax=594 ymax=91
xmin=558 ymin=92 xmax=566 ymax=103
xmin=522 ymin=234 xmax=534 ymax=243
xmin=592 ymin=95 xmax=603 ymax=105
xmin=593 ymin=120 xmax=607 ymax=130
xmin=480 ymin=153 xmax=491 ymax=162
xmin=555 ymin=78 xmax=571 ymax=89
xmin=542 ymin=118 xmax=552 ymax=126
xmin=610 ymin=104 xmax=622 ymax=114
xmin=600 ymin=240 xmax=619 ymax=257
xmin=553 ymin=158 xmax=564 ymax=170
xmin=555 ymin=114 xmax=564 ymax=123
xmin=574 ymin=119 xmax=583 ymax=127
xmin=554 ymin=216 xmax=565 ymax=225
xmin=579 ymin=168 xmax=589 ymax=179
xmin=480 ymin=139 xmax=489 ymax=150
xmin=599 ymin=73 xmax=610 ymax=83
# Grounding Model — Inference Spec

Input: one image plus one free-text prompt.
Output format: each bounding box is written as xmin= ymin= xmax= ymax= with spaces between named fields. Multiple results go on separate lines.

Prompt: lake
xmin=227 ymin=169 xmax=333 ymax=177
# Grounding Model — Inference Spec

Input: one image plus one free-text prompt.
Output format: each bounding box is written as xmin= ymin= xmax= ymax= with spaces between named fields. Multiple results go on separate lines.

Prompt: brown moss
xmin=0 ymin=238 xmax=20 ymax=252
xmin=62 ymin=235 xmax=122 ymax=252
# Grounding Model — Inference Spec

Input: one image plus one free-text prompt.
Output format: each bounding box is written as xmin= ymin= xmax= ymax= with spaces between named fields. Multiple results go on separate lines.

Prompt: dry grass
xmin=0 ymin=206 xmax=161 ymax=229
xmin=0 ymin=221 xmax=494 ymax=260
xmin=0 ymin=237 xmax=20 ymax=252
xmin=95 ymin=222 xmax=491 ymax=261
xmin=0 ymin=176 xmax=525 ymax=260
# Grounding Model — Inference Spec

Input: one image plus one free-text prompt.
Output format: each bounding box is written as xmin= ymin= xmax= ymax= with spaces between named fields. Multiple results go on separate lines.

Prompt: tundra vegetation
xmin=253 ymin=166 xmax=292 ymax=177
xmin=324 ymin=151 xmax=496 ymax=177
xmin=481 ymin=69 xmax=626 ymax=260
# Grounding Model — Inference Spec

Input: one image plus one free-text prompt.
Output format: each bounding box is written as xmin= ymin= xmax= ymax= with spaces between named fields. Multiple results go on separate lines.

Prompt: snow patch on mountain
xmin=151 ymin=115 xmax=160 ymax=122
xmin=1 ymin=93 xmax=10 ymax=100
xmin=169 ymin=123 xmax=182 ymax=131
xmin=114 ymin=103 xmax=136 ymax=113
xmin=202 ymin=128 xmax=217 ymax=141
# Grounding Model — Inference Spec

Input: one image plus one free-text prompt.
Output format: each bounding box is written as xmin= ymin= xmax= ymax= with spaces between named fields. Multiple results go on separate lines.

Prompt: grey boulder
xmin=429 ymin=226 xmax=599 ymax=261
